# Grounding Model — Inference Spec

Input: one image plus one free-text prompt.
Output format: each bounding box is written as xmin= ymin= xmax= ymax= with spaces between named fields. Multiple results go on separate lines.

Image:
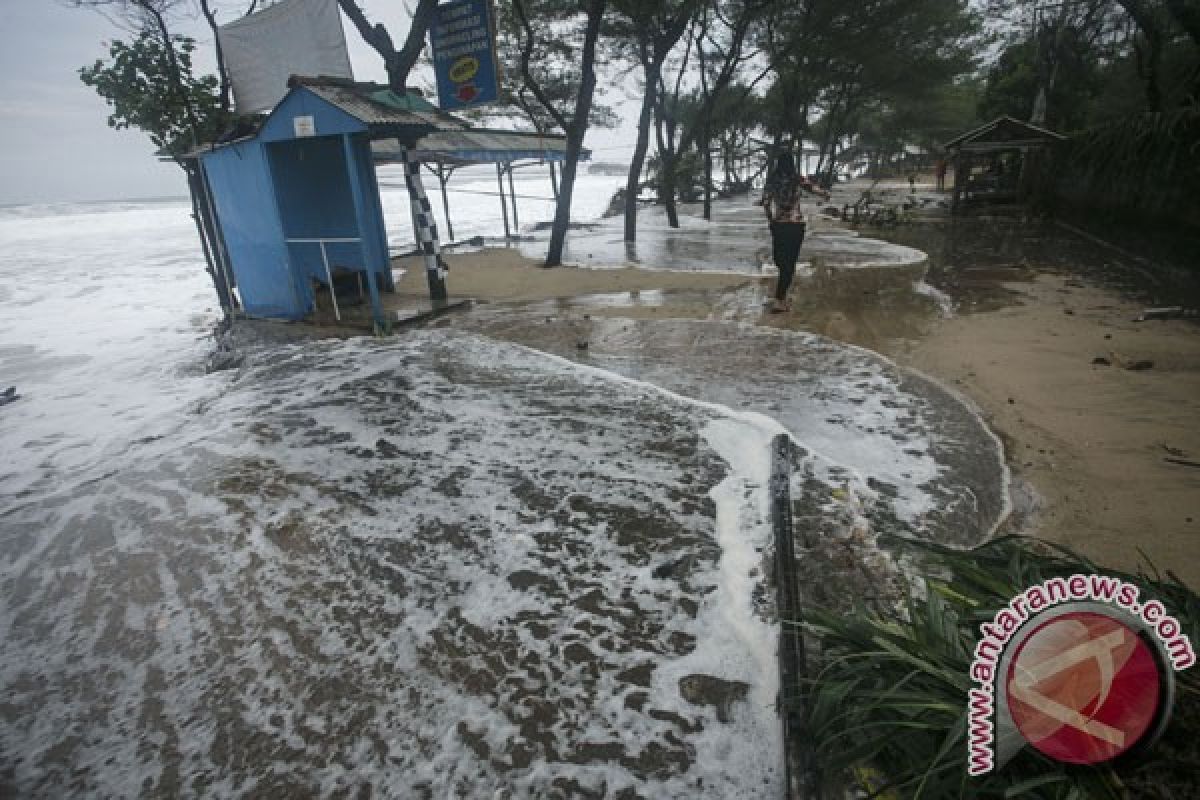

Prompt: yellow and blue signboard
xmin=429 ymin=0 xmax=500 ymax=110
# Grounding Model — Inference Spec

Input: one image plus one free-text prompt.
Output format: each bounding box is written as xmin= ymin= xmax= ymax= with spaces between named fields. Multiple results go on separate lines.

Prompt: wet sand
xmin=392 ymin=247 xmax=756 ymax=304
xmin=900 ymin=271 xmax=1200 ymax=587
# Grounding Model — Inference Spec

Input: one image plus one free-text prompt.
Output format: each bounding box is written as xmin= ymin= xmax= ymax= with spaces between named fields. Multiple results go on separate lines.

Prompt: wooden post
xmin=952 ymin=152 xmax=964 ymax=214
xmin=400 ymin=143 xmax=447 ymax=309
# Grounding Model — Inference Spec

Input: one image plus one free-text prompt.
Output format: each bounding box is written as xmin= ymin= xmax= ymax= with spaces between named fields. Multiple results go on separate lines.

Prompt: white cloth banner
xmin=219 ymin=0 xmax=354 ymax=114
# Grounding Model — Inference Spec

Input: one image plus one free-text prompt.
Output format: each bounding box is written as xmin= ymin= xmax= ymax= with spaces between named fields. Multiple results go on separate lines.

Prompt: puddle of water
xmin=867 ymin=216 xmax=1200 ymax=311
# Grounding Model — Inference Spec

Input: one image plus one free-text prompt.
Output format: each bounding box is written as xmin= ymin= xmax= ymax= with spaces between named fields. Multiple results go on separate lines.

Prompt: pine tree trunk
xmin=702 ymin=131 xmax=713 ymax=220
xmin=545 ymin=0 xmax=606 ymax=267
xmin=624 ymin=56 xmax=659 ymax=243
xmin=660 ymin=153 xmax=680 ymax=228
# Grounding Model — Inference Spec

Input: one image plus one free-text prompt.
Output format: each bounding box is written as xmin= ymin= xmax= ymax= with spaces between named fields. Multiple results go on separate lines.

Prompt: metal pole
xmin=496 ymin=161 xmax=511 ymax=239
xmin=506 ymin=161 xmax=519 ymax=232
xmin=320 ymin=241 xmax=341 ymax=322
xmin=438 ymin=161 xmax=455 ymax=242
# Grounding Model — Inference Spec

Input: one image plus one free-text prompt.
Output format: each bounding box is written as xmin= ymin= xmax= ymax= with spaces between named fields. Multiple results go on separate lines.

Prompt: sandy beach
xmin=393 ymin=246 xmax=757 ymax=303
xmin=901 ymin=270 xmax=1200 ymax=587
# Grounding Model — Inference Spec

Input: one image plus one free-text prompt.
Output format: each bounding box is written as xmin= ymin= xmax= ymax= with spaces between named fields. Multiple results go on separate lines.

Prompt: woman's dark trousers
xmin=771 ymin=221 xmax=806 ymax=302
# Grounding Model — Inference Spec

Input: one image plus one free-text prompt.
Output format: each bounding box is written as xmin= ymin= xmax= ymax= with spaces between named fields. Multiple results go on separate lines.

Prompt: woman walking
xmin=761 ymin=153 xmax=827 ymax=312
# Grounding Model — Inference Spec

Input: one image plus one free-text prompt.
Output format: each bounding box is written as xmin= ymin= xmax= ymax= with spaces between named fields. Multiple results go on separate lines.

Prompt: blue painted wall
xmin=258 ymin=87 xmax=365 ymax=143
xmin=201 ymin=141 xmax=301 ymax=318
xmin=351 ymin=135 xmax=395 ymax=292
xmin=199 ymin=87 xmax=396 ymax=320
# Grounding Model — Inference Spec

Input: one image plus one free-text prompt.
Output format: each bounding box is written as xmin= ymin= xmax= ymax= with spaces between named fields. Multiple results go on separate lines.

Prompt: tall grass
xmin=793 ymin=535 xmax=1200 ymax=799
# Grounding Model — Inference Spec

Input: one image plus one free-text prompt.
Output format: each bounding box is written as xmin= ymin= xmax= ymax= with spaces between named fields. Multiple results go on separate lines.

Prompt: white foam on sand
xmin=0 ymin=330 xmax=793 ymax=798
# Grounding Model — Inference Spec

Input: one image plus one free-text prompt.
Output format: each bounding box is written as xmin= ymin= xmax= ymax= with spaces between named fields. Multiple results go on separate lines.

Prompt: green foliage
xmin=486 ymin=0 xmax=617 ymax=133
xmin=979 ymin=2 xmax=1200 ymax=131
xmin=758 ymin=0 xmax=981 ymax=176
xmin=979 ymin=33 xmax=1108 ymax=132
xmin=797 ymin=534 xmax=1200 ymax=798
xmin=1045 ymin=107 xmax=1200 ymax=243
xmin=79 ymin=30 xmax=232 ymax=160
xmin=978 ymin=38 xmax=1039 ymax=124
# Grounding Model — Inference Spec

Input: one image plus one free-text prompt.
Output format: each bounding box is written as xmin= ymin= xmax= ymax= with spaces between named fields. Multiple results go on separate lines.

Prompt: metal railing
xmin=285 ymin=237 xmax=363 ymax=322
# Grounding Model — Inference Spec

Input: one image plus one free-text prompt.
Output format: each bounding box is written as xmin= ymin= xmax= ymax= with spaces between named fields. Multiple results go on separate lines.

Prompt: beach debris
xmin=1136 ymin=306 xmax=1198 ymax=322
xmin=206 ymin=337 xmax=244 ymax=373
xmin=1105 ymin=351 xmax=1154 ymax=370
xmin=575 ymin=340 xmax=589 ymax=351
xmin=1160 ymin=445 xmax=1198 ymax=470
xmin=0 ymin=386 xmax=19 ymax=406
xmin=1164 ymin=457 xmax=1200 ymax=469
xmin=1064 ymin=308 xmax=1075 ymax=315
xmin=1092 ymin=356 xmax=1111 ymax=366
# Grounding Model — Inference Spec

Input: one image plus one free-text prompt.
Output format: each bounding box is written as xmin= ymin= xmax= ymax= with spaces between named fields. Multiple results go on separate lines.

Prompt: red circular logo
xmin=1006 ymin=611 xmax=1162 ymax=764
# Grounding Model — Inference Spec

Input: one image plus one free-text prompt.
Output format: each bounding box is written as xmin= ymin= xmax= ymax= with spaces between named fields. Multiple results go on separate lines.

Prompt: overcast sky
xmin=0 ymin=1 xmax=636 ymax=206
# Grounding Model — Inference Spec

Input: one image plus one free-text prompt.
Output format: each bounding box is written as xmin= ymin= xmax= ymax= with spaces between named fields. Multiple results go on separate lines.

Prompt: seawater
xmin=0 ymin=169 xmax=623 ymax=500
xmin=0 ymin=172 xmax=789 ymax=798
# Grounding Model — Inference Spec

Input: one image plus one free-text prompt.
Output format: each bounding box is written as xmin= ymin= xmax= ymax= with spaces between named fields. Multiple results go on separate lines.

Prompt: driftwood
xmin=1136 ymin=307 xmax=1199 ymax=322
xmin=1164 ymin=457 xmax=1200 ymax=469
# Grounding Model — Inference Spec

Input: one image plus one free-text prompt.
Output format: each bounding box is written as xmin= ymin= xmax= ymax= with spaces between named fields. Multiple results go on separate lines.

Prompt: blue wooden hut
xmin=198 ymin=78 xmax=459 ymax=323
xmin=195 ymin=77 xmax=583 ymax=327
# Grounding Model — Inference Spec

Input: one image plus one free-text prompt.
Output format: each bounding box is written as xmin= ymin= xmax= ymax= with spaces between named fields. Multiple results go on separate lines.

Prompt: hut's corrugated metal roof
xmin=289 ymin=76 xmax=463 ymax=133
xmin=373 ymin=129 xmax=586 ymax=164
xmin=185 ymin=78 xmax=587 ymax=165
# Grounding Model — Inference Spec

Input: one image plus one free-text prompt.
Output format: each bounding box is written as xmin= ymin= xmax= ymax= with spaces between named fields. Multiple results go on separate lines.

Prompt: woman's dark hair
xmin=772 ymin=151 xmax=797 ymax=180
xmin=765 ymin=151 xmax=798 ymax=198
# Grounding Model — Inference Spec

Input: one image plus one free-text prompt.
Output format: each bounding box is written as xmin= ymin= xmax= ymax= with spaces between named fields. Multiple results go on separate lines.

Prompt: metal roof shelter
xmin=373 ymin=127 xmax=586 ymax=242
xmin=195 ymin=77 xmax=582 ymax=327
xmin=944 ymin=116 xmax=1065 ymax=211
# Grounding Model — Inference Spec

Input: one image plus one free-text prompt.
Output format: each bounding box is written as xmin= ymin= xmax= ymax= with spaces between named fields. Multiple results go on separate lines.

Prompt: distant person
xmin=908 ymin=172 xmax=917 ymax=193
xmin=934 ymin=157 xmax=948 ymax=191
xmin=760 ymin=152 xmax=828 ymax=313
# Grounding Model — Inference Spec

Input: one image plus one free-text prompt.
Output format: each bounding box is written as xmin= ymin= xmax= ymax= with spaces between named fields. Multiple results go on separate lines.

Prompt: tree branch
xmin=391 ymin=0 xmax=439 ymax=90
xmin=197 ymin=0 xmax=230 ymax=112
xmin=512 ymin=0 xmax=570 ymax=131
